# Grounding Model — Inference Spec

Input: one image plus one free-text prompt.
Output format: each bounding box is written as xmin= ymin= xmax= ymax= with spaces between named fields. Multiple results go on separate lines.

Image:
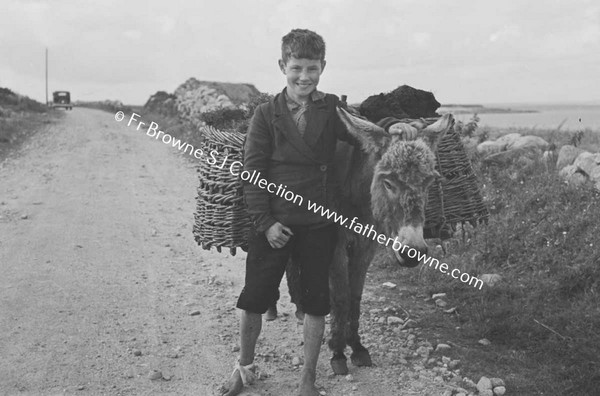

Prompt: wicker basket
xmin=193 ymin=119 xmax=489 ymax=254
xmin=193 ymin=126 xmax=251 ymax=255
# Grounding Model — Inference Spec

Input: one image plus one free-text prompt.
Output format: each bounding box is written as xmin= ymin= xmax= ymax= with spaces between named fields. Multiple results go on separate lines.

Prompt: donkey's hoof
xmin=330 ymin=356 xmax=349 ymax=375
xmin=350 ymin=349 xmax=372 ymax=367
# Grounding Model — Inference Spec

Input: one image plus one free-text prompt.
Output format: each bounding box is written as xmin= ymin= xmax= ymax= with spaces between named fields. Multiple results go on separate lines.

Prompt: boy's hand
xmin=265 ymin=222 xmax=294 ymax=249
xmin=388 ymin=123 xmax=418 ymax=140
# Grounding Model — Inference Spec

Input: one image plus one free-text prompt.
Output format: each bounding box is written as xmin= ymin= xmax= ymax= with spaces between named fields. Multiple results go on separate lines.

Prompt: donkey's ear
xmin=419 ymin=113 xmax=454 ymax=152
xmin=336 ymin=107 xmax=390 ymax=154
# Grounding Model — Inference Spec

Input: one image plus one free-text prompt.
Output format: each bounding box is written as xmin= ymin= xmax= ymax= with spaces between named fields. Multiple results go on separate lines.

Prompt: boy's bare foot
xmin=218 ymin=363 xmax=255 ymax=396
xmin=298 ymin=370 xmax=321 ymax=396
xmin=298 ymin=383 xmax=321 ymax=396
xmin=265 ymin=304 xmax=278 ymax=321
xmin=217 ymin=370 xmax=243 ymax=396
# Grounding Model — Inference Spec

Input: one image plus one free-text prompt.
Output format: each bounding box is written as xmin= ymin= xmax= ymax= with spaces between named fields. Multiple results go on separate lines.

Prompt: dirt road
xmin=0 ymin=108 xmax=459 ymax=395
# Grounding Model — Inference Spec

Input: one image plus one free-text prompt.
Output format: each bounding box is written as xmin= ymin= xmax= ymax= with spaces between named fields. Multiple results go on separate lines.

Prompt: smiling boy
xmin=218 ymin=29 xmax=352 ymax=396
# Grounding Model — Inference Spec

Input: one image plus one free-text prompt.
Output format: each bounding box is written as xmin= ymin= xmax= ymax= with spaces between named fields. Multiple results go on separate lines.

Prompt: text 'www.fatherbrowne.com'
xmin=114 ymin=110 xmax=484 ymax=290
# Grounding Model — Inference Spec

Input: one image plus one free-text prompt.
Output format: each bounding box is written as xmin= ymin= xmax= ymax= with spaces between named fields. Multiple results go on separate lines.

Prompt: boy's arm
xmin=243 ymin=105 xmax=278 ymax=233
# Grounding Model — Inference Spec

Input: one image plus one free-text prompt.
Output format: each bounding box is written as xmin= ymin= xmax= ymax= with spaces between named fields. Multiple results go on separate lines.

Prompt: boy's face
xmin=278 ymin=56 xmax=326 ymax=102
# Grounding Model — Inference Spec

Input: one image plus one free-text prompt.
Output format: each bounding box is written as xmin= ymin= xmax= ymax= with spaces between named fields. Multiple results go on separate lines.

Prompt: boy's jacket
xmin=242 ymin=88 xmax=351 ymax=232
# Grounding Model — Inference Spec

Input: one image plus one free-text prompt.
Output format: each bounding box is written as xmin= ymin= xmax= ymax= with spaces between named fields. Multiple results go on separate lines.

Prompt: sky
xmin=1 ymin=0 xmax=599 ymax=106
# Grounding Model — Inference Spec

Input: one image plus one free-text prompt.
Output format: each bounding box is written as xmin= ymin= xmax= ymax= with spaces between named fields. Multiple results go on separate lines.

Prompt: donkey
xmin=325 ymin=107 xmax=453 ymax=375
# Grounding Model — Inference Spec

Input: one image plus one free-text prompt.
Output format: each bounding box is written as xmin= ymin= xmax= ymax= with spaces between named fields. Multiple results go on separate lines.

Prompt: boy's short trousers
xmin=236 ymin=223 xmax=337 ymax=316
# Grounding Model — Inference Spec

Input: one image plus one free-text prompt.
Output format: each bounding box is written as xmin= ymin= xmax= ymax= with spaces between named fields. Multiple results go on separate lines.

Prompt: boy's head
xmin=280 ymin=29 xmax=326 ymax=64
xmin=279 ymin=29 xmax=327 ymax=101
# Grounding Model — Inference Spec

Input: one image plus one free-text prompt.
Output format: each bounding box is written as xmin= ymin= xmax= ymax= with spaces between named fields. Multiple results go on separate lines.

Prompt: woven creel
xmin=193 ymin=119 xmax=489 ymax=254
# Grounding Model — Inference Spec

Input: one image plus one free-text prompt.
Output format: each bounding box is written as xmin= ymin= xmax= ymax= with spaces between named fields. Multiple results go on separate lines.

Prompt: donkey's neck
xmin=337 ymin=145 xmax=377 ymax=222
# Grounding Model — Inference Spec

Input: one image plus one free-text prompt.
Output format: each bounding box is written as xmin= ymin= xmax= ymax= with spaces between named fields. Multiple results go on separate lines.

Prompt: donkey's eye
xmin=383 ymin=179 xmax=394 ymax=190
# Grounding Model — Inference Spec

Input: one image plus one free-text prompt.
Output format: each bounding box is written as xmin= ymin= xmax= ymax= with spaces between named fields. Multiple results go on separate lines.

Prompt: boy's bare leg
xmin=299 ymin=314 xmax=325 ymax=396
xmin=220 ymin=311 xmax=261 ymax=396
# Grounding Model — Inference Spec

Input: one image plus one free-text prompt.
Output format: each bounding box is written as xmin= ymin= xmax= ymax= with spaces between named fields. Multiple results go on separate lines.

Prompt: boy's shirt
xmin=243 ymin=87 xmax=351 ymax=232
xmin=285 ymin=89 xmax=326 ymax=137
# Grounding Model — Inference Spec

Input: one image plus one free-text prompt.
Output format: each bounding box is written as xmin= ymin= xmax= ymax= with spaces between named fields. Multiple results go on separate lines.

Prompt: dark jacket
xmin=243 ymin=88 xmax=351 ymax=232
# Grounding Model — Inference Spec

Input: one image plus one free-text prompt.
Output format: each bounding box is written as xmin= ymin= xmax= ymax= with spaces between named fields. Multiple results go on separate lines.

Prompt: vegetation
xmin=403 ymin=125 xmax=600 ymax=395
xmin=0 ymin=87 xmax=54 ymax=162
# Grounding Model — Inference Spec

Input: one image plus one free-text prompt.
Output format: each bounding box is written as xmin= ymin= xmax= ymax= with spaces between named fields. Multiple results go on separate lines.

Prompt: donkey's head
xmin=336 ymin=107 xmax=452 ymax=267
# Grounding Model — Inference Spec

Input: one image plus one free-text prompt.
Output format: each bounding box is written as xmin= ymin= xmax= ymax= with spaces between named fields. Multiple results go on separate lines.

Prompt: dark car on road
xmin=52 ymin=91 xmax=72 ymax=110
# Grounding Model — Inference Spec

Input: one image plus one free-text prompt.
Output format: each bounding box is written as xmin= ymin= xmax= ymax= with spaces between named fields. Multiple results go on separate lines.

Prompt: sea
xmin=446 ymin=103 xmax=600 ymax=132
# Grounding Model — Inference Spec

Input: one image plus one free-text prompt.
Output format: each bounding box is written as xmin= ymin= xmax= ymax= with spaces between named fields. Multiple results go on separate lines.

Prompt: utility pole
xmin=45 ymin=48 xmax=48 ymax=105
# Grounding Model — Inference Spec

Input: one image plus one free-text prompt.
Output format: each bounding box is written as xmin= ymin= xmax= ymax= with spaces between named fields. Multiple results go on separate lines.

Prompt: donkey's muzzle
xmin=393 ymin=246 xmax=427 ymax=268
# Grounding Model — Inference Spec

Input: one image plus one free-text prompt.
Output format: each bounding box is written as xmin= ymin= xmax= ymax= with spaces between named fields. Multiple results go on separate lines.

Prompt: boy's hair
xmin=281 ymin=29 xmax=326 ymax=63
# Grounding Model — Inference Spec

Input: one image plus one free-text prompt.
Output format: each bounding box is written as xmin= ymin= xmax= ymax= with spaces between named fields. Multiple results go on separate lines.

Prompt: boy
xmin=219 ymin=28 xmax=351 ymax=396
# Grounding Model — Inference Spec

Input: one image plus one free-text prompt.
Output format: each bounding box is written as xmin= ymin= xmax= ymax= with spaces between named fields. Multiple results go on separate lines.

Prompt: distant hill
xmin=438 ymin=104 xmax=537 ymax=114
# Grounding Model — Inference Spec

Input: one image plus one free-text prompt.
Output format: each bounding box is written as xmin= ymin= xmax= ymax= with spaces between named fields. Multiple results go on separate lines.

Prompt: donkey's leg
xmin=327 ymin=234 xmax=351 ymax=375
xmin=347 ymin=247 xmax=375 ymax=367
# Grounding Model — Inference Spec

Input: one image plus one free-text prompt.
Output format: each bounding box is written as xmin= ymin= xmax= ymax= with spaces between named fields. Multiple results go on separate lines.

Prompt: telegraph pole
xmin=45 ymin=48 xmax=48 ymax=105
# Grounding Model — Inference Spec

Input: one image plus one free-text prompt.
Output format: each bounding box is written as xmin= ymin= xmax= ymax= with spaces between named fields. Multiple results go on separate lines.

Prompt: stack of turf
xmin=359 ymin=85 xmax=489 ymax=238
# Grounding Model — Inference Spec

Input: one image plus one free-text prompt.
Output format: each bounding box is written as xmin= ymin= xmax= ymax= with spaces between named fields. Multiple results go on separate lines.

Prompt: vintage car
xmin=52 ymin=91 xmax=72 ymax=110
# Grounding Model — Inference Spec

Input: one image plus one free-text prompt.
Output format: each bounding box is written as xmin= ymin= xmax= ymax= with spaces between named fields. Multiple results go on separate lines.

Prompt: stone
xmin=477 ymin=376 xmax=493 ymax=392
xmin=574 ymin=152 xmax=600 ymax=176
xmin=416 ymin=346 xmax=431 ymax=357
xmin=435 ymin=343 xmax=451 ymax=352
xmin=382 ymin=282 xmax=397 ymax=289
xmin=481 ymin=390 xmax=494 ymax=396
xmin=148 ymin=370 xmax=163 ymax=380
xmin=559 ymin=164 xmax=580 ymax=178
xmin=448 ymin=360 xmax=460 ymax=370
xmin=291 ymin=356 xmax=302 ymax=366
xmin=507 ymin=135 xmax=549 ymax=152
xmin=480 ymin=274 xmax=502 ymax=287
xmin=435 ymin=299 xmax=448 ymax=308
xmin=189 ymin=310 xmax=201 ymax=316
xmin=496 ymin=133 xmax=522 ymax=146
xmin=478 ymin=338 xmax=491 ymax=346
xmin=431 ymin=293 xmax=447 ymax=300
xmin=493 ymin=386 xmax=506 ymax=395
xmin=345 ymin=374 xmax=354 ymax=382
xmin=133 ymin=349 xmax=142 ymax=357
xmin=387 ymin=316 xmax=404 ymax=325
xmin=556 ymin=145 xmax=585 ymax=169
xmin=477 ymin=140 xmax=506 ymax=155
xmin=441 ymin=356 xmax=451 ymax=364
xmin=490 ymin=378 xmax=505 ymax=387
xmin=401 ymin=319 xmax=417 ymax=329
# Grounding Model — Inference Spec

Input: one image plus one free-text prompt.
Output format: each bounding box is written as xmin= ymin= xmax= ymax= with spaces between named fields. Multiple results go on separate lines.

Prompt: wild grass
xmin=0 ymin=87 xmax=53 ymax=162
xmin=406 ymin=126 xmax=600 ymax=395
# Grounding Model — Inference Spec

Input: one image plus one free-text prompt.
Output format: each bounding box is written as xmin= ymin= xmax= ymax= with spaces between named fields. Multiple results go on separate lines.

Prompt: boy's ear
xmin=278 ymin=59 xmax=286 ymax=74
xmin=321 ymin=59 xmax=326 ymax=73
xmin=336 ymin=107 xmax=390 ymax=155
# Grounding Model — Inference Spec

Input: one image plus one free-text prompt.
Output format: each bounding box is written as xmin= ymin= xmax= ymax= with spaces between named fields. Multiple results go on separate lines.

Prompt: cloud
xmin=122 ymin=30 xmax=142 ymax=41
xmin=489 ymin=25 xmax=521 ymax=43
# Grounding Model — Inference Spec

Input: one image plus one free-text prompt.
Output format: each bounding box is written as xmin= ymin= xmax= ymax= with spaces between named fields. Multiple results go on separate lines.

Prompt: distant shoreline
xmin=438 ymin=104 xmax=538 ymax=115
